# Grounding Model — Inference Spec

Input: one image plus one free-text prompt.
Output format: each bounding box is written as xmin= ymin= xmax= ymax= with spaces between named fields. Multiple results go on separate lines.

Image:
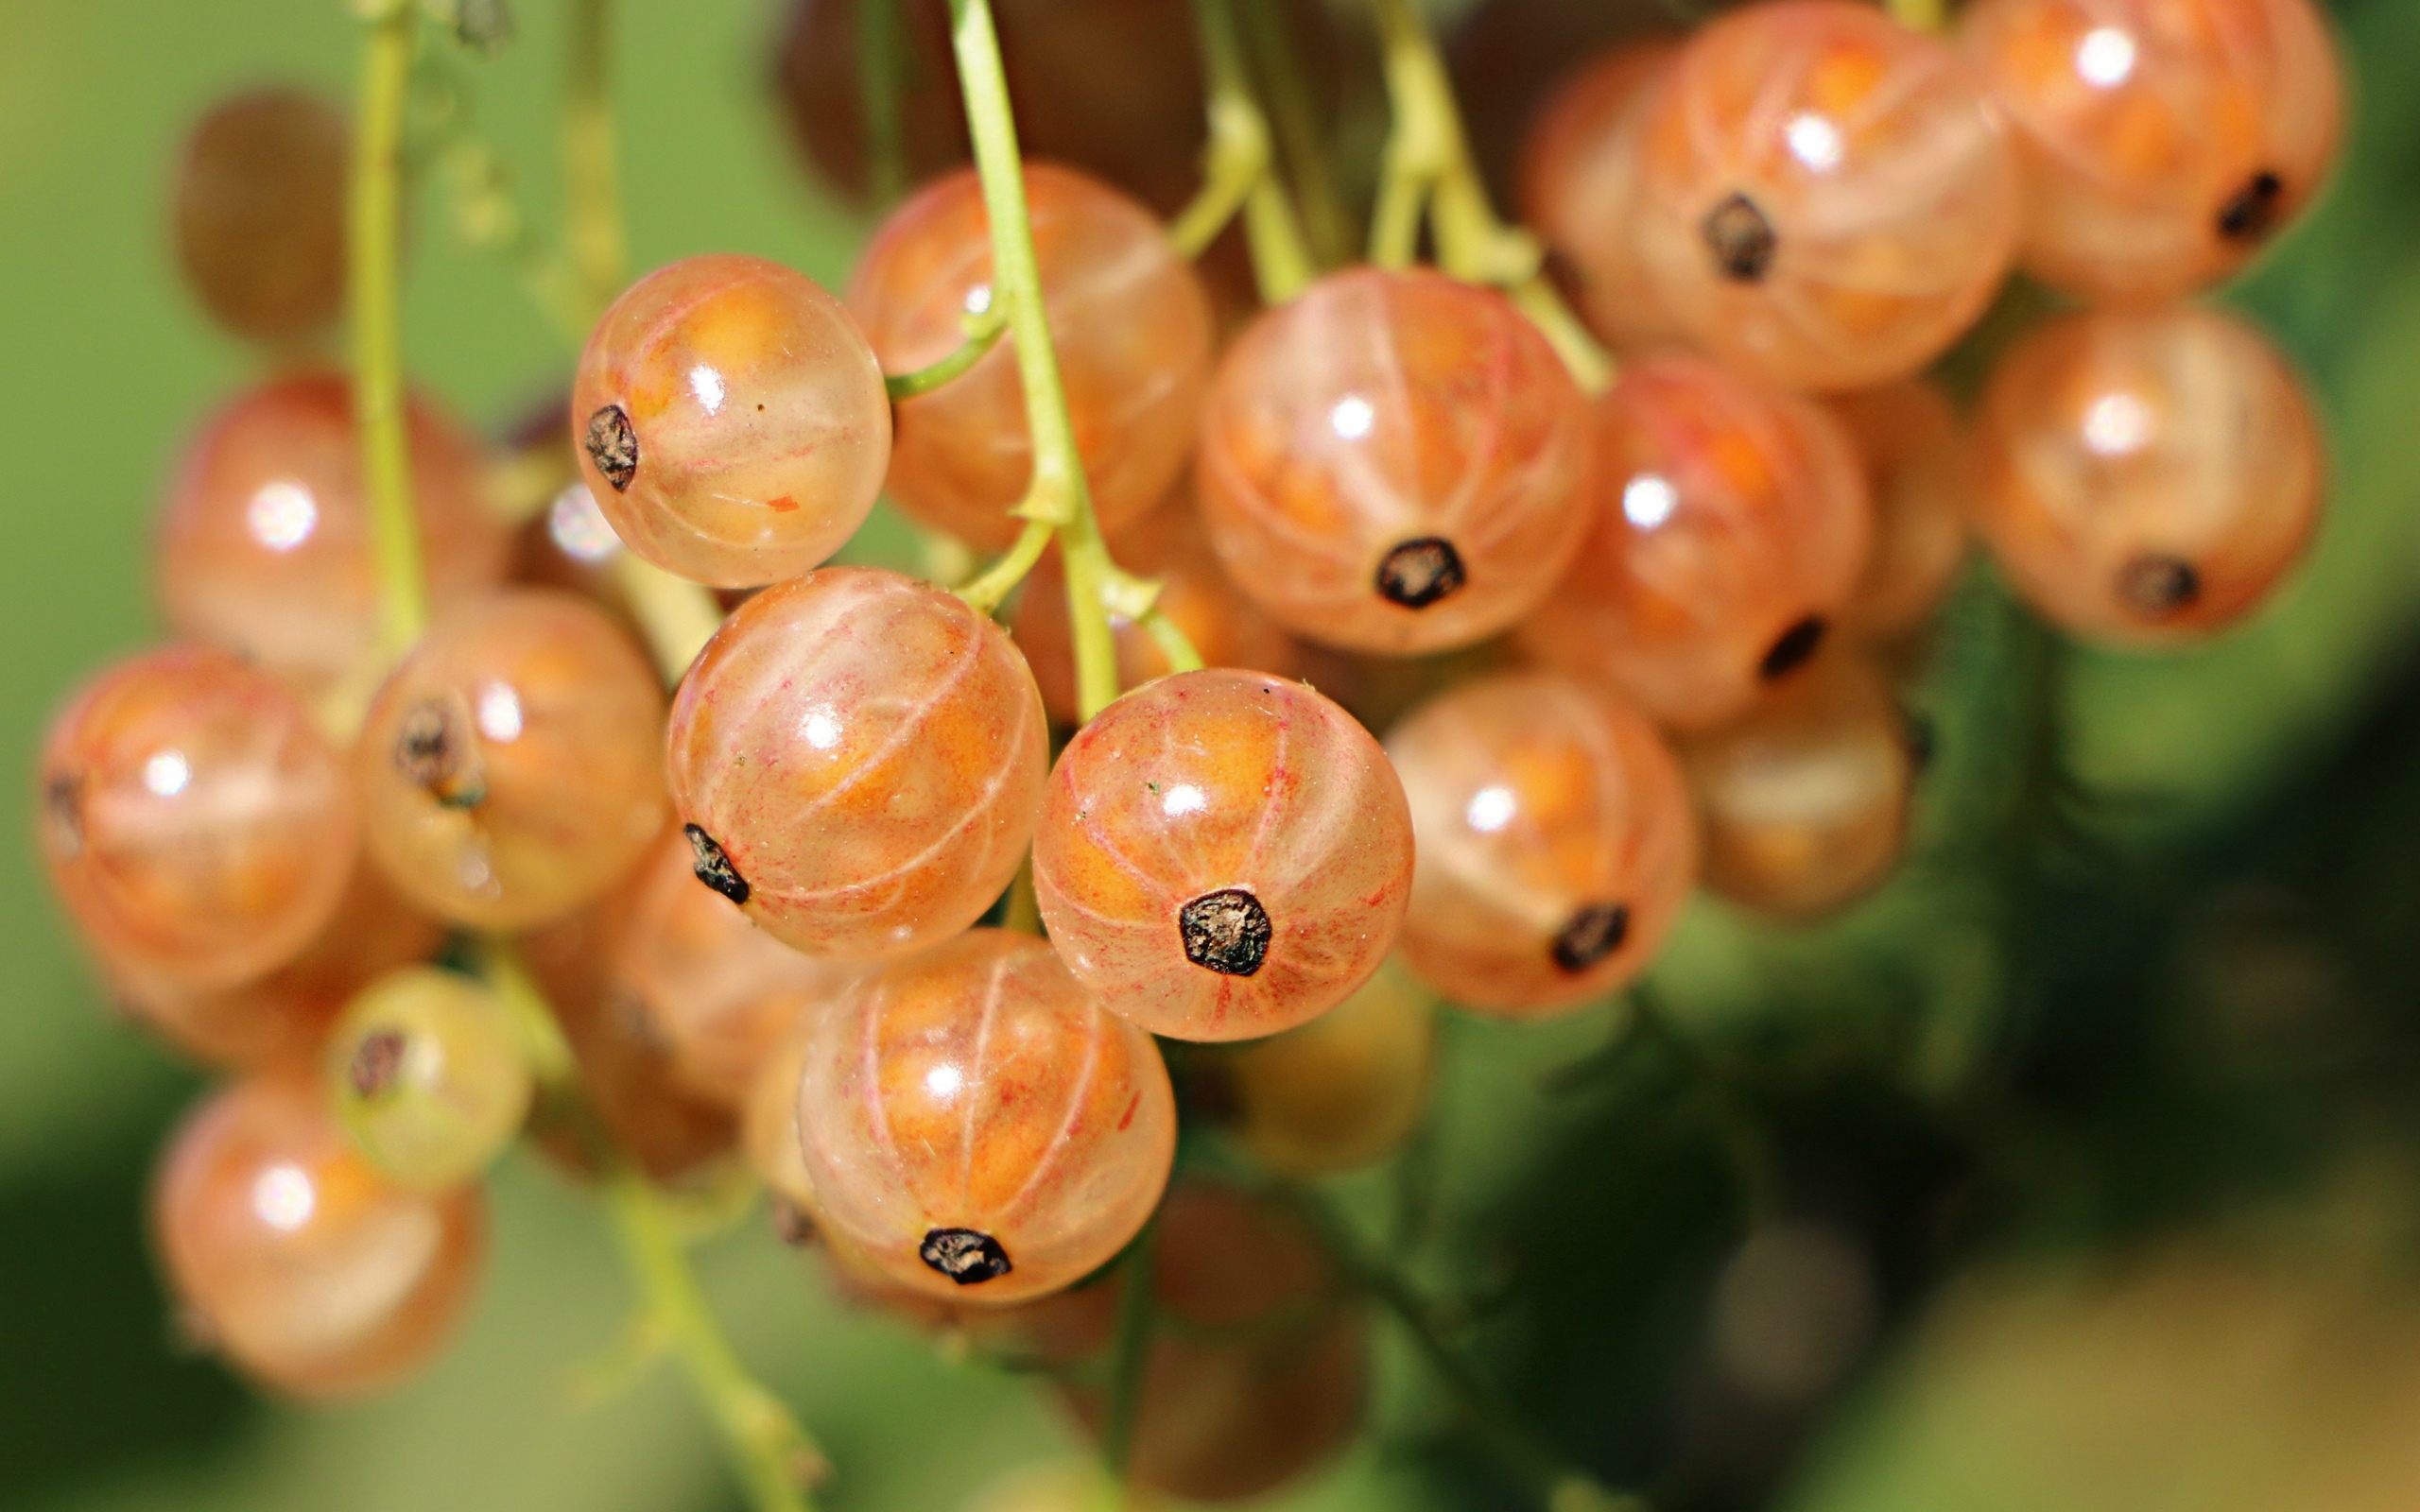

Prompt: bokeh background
xmin=8 ymin=1 xmax=2420 ymax=1509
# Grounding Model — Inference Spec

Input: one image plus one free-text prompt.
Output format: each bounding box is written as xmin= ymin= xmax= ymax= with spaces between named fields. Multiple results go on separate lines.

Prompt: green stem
xmin=1239 ymin=0 xmax=1353 ymax=271
xmin=1884 ymin=0 xmax=1946 ymax=32
xmin=945 ymin=0 xmax=1122 ymax=719
xmin=1185 ymin=0 xmax=1315 ymax=302
xmin=562 ymin=0 xmax=626 ymax=315
xmin=885 ymin=307 xmax=1008 ymax=400
xmin=1142 ymin=610 xmax=1206 ymax=674
xmin=857 ymin=0 xmax=908 ymax=204
xmin=956 ymin=519 xmax=1055 ymax=616
xmin=1100 ymin=1222 xmax=1160 ymax=1479
xmin=352 ymin=1 xmax=429 ymax=655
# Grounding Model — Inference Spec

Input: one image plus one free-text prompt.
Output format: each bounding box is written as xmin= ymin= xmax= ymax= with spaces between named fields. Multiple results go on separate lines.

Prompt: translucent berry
xmin=1032 ymin=670 xmax=1415 ymax=1041
xmin=848 ymin=163 xmax=1215 ymax=550
xmin=1011 ymin=494 xmax=1301 ymax=726
xmin=606 ymin=825 xmax=867 ymax=1107
xmin=1201 ymin=956 xmax=1436 ymax=1177
xmin=158 ymin=374 xmax=510 ymax=701
xmin=571 ymin=253 xmax=891 ymax=587
xmin=1679 ymin=652 xmax=1914 ymax=919
xmin=39 ymin=647 xmax=357 ymax=990
xmin=1960 ymin=0 xmax=2343 ymax=304
xmin=1627 ymin=0 xmax=2021 ymax=391
xmin=1517 ymin=41 xmax=1684 ymax=352
xmin=172 ymin=90 xmax=347 ymax=342
xmin=1826 ymin=381 xmax=1973 ymax=643
xmin=794 ymin=929 xmax=1177 ymax=1304
xmin=741 ymin=1014 xmax=821 ymax=1211
xmin=153 ymin=1072 xmax=487 ymax=1399
xmin=1519 ymin=353 xmax=1872 ymax=730
xmin=666 ymin=567 xmax=1047 ymax=958
xmin=1967 ymin=306 xmax=2323 ymax=644
xmin=326 ymin=966 xmax=530 ymax=1192
xmin=1386 ymin=672 xmax=1697 ymax=1015
xmin=356 ymin=590 xmax=668 ymax=931
xmin=1196 ymin=266 xmax=1596 ymax=655
xmin=1060 ymin=1179 xmax=1367 ymax=1503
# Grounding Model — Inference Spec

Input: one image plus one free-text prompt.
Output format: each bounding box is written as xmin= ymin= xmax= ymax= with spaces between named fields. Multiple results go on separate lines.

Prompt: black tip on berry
xmin=2217 ymin=170 xmax=2286 ymax=242
xmin=920 ymin=1227 xmax=1013 ymax=1284
xmin=585 ymin=404 xmax=639 ymax=491
xmin=348 ymin=1028 xmax=407 ymax=1100
xmin=770 ymin=1197 xmax=817 ymax=1248
xmin=1551 ymin=902 xmax=1632 ymax=973
xmin=684 ymin=823 xmax=750 ymax=905
xmin=1180 ymin=887 xmax=1272 ymax=976
xmin=1899 ymin=705 xmax=1938 ymax=774
xmin=1374 ymin=537 xmax=1468 ymax=610
xmin=2118 ymin=554 xmax=2201 ymax=617
xmin=1703 ymin=192 xmax=1777 ymax=283
xmin=395 ymin=697 xmax=485 ymax=808
xmin=1760 ymin=615 xmax=1827 ymax=680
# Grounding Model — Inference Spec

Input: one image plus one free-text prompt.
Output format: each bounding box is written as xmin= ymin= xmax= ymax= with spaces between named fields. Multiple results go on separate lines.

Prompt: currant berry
xmin=1519 ymin=352 xmax=1872 ymax=730
xmin=173 ymin=90 xmax=347 ymax=342
xmin=1518 ymin=40 xmax=1684 ymax=351
xmin=1011 ymin=494 xmax=1301 ymax=726
xmin=1826 ymin=380 xmax=1973 ymax=644
xmin=356 ymin=590 xmax=668 ymax=931
xmin=794 ymin=929 xmax=1177 ymax=1304
xmin=39 ymin=647 xmax=357 ymax=989
xmin=1960 ymin=0 xmax=2343 ymax=304
xmin=666 ymin=567 xmax=1047 ymax=958
xmin=1679 ymin=651 xmax=1914 ymax=919
xmin=1967 ymin=306 xmax=2323 ymax=644
xmin=1201 ymin=955 xmax=1436 ymax=1177
xmin=153 ymin=1071 xmax=487 ymax=1399
xmin=1196 ymin=266 xmax=1596 ymax=655
xmin=158 ymin=373 xmax=510 ymax=701
xmin=571 ymin=253 xmax=891 ymax=588
xmin=847 ymin=163 xmax=1216 ymax=550
xmin=326 ymin=966 xmax=531 ymax=1192
xmin=1385 ymin=671 xmax=1697 ymax=1015
xmin=1627 ymin=0 xmax=2021 ymax=391
xmin=1031 ymin=669 xmax=1415 ymax=1042
xmin=740 ymin=1012 xmax=821 ymax=1211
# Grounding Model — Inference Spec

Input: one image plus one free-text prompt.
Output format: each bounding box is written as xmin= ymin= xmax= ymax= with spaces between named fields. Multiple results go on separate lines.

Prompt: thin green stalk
xmin=885 ymin=307 xmax=1008 ymax=400
xmin=562 ymin=0 xmax=626 ymax=317
xmin=1885 ymin=0 xmax=1946 ymax=31
xmin=857 ymin=0 xmax=908 ymax=204
xmin=957 ymin=518 xmax=1055 ymax=616
xmin=1238 ymin=0 xmax=1353 ymax=270
xmin=1100 ymin=1223 xmax=1161 ymax=1479
xmin=1142 ymin=610 xmax=1206 ymax=674
xmin=352 ymin=1 xmax=429 ymax=654
xmin=1186 ymin=0 xmax=1315 ymax=302
xmin=945 ymin=0 xmax=1122 ymax=719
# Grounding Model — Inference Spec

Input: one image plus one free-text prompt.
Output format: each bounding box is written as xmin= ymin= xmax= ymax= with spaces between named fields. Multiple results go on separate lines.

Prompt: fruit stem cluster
xmin=351 ymin=0 xmax=431 ymax=653
xmin=1178 ymin=0 xmax=1317 ymax=303
xmin=884 ymin=306 xmax=1009 ymax=400
xmin=563 ymin=0 xmax=629 ymax=318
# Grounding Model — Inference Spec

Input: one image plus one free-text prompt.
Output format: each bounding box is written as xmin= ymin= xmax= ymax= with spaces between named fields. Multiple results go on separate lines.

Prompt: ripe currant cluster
xmin=35 ymin=0 xmax=2342 ymax=1504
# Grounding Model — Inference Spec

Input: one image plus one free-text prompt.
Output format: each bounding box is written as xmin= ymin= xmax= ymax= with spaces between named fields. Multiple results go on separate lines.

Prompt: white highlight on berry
xmin=688 ymin=363 xmax=727 ymax=416
xmin=2083 ymin=391 xmax=2156 ymax=455
xmin=475 ymin=682 xmax=524 ymax=743
xmin=1329 ymin=395 xmax=1375 ymax=440
xmin=963 ymin=284 xmax=994 ymax=316
xmin=1785 ymin=112 xmax=1844 ymax=173
xmin=2076 ymin=26 xmax=2137 ymax=89
xmin=1623 ymin=473 xmax=1680 ymax=530
xmin=547 ymin=484 xmax=622 ymax=564
xmin=1465 ymin=785 xmax=1517 ymax=833
xmin=925 ymin=1063 xmax=963 ymax=1100
xmin=245 ymin=480 xmax=319 ymax=553
xmin=803 ymin=711 xmax=842 ymax=750
xmin=251 ymin=1162 xmax=316 ymax=1231
xmin=1162 ymin=782 xmax=1207 ymax=817
xmin=142 ymin=749 xmax=192 ymax=798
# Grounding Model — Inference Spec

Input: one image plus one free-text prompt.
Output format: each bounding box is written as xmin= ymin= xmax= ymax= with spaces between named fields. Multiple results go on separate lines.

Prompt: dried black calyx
xmin=920 ymin=1228 xmax=1013 ymax=1285
xmin=348 ymin=1028 xmax=408 ymax=1100
xmin=1760 ymin=615 xmax=1827 ymax=679
xmin=2217 ymin=170 xmax=2285 ymax=242
xmin=685 ymin=823 xmax=751 ymax=905
xmin=1181 ymin=887 xmax=1273 ymax=975
xmin=585 ymin=404 xmax=639 ymax=491
xmin=1703 ymin=193 xmax=1777 ymax=283
xmin=1899 ymin=704 xmax=1938 ymax=774
xmin=1374 ymin=537 xmax=1467 ymax=610
xmin=2118 ymin=554 xmax=2201 ymax=617
xmin=395 ymin=696 xmax=486 ymax=808
xmin=43 ymin=771 xmax=83 ymax=857
xmin=770 ymin=1197 xmax=817 ymax=1249
xmin=1552 ymin=903 xmax=1631 ymax=973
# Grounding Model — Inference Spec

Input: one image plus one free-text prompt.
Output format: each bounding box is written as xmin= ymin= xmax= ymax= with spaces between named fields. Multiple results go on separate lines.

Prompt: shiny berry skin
xmin=1679 ymin=651 xmax=1914 ymax=919
xmin=666 ymin=567 xmax=1048 ymax=958
xmin=1386 ymin=672 xmax=1697 ymax=1015
xmin=741 ymin=1012 xmax=821 ymax=1211
xmin=1196 ymin=266 xmax=1596 ymax=655
xmin=153 ymin=1072 xmax=487 ymax=1399
xmin=1011 ymin=496 xmax=1301 ymax=727
xmin=1827 ymin=381 xmax=1973 ymax=643
xmin=848 ymin=163 xmax=1216 ymax=551
xmin=571 ymin=254 xmax=891 ymax=588
xmin=1203 ymin=955 xmax=1436 ymax=1177
xmin=1032 ymin=670 xmax=1415 ymax=1042
xmin=1628 ymin=0 xmax=2021 ymax=391
xmin=327 ymin=966 xmax=531 ymax=1192
xmin=40 ymin=647 xmax=358 ymax=990
xmin=1967 ymin=306 xmax=2323 ymax=644
xmin=356 ymin=590 xmax=668 ymax=931
xmin=794 ymin=929 xmax=1177 ymax=1305
xmin=1519 ymin=353 xmax=1873 ymax=730
xmin=173 ymin=90 xmax=347 ymax=342
xmin=158 ymin=374 xmax=510 ymax=702
xmin=1960 ymin=0 xmax=2342 ymax=305
xmin=1518 ymin=41 xmax=1684 ymax=352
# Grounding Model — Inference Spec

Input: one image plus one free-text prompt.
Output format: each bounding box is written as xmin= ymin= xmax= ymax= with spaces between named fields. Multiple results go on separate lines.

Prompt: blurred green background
xmin=9 ymin=1 xmax=2420 ymax=1509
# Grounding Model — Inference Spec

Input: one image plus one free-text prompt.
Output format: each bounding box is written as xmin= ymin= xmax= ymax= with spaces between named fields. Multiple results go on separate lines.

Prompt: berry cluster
xmin=37 ymin=0 xmax=2342 ymax=1503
